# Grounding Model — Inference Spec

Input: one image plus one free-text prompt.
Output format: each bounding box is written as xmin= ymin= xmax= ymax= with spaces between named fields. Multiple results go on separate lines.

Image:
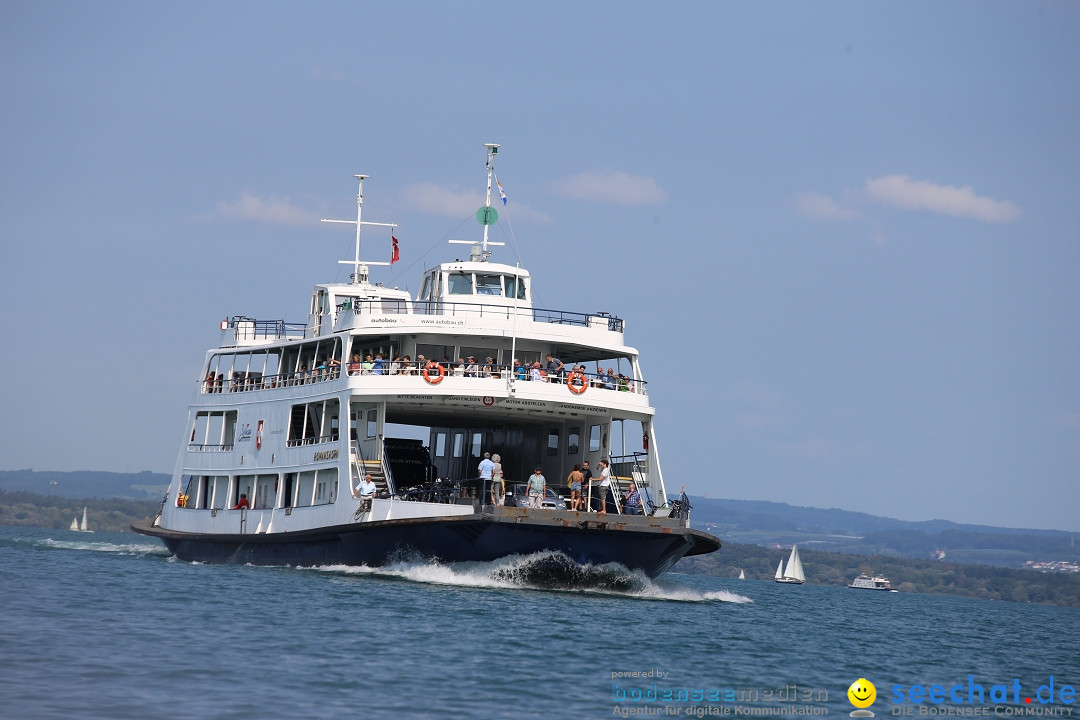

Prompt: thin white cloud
xmin=401 ymin=183 xmax=483 ymax=217
xmin=213 ymin=192 xmax=320 ymax=226
xmin=548 ymin=170 xmax=668 ymax=206
xmin=400 ymin=182 xmax=553 ymax=224
xmin=864 ymin=175 xmax=1021 ymax=223
xmin=795 ymin=191 xmax=857 ymax=220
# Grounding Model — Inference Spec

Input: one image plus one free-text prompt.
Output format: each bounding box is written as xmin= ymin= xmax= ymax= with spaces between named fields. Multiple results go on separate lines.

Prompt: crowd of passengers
xmin=203 ymin=354 xmax=638 ymax=392
xmin=345 ymin=353 xmax=637 ymax=391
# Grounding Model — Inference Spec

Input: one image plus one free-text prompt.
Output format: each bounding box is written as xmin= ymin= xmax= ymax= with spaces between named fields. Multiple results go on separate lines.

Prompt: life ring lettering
xmin=422 ymin=361 xmax=446 ymax=384
xmin=567 ymin=371 xmax=588 ymax=394
xmin=482 ymin=396 xmax=495 ymax=406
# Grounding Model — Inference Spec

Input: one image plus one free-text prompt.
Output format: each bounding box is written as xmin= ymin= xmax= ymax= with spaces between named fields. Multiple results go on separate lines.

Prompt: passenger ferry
xmin=848 ymin=574 xmax=897 ymax=591
xmin=133 ymin=144 xmax=720 ymax=579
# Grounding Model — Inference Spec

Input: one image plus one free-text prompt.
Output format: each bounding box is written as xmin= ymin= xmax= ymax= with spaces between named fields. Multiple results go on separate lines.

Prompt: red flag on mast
xmin=391 ymin=236 xmax=400 ymax=264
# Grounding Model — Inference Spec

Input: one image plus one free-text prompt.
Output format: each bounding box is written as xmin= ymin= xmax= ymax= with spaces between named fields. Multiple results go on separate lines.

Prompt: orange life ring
xmin=567 ymin=371 xmax=588 ymax=394
xmin=422 ymin=361 xmax=446 ymax=384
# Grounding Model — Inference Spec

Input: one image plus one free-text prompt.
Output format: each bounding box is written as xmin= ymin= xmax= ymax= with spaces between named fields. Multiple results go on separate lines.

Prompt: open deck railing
xmin=338 ymin=298 xmax=625 ymax=333
xmin=201 ymin=364 xmax=647 ymax=395
xmin=223 ymin=316 xmax=307 ymax=342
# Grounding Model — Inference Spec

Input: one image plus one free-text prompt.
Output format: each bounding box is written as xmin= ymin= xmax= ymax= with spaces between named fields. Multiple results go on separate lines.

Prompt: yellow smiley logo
xmin=848 ymin=678 xmax=877 ymax=708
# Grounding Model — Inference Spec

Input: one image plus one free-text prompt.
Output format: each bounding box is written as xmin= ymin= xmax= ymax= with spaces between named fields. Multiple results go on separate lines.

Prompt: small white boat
xmin=738 ymin=569 xmax=746 ymax=580
xmin=848 ymin=574 xmax=896 ymax=591
xmin=775 ymin=545 xmax=805 ymax=584
xmin=71 ymin=507 xmax=92 ymax=533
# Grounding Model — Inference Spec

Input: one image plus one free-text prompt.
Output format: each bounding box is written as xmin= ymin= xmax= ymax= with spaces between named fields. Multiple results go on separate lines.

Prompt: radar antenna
xmin=321 ymin=174 xmax=397 ymax=284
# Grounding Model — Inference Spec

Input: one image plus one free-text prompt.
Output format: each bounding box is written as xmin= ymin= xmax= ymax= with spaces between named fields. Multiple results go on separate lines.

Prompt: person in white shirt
xmin=478 ymin=452 xmax=495 ymax=504
xmin=594 ymin=460 xmax=612 ymax=515
xmin=354 ymin=474 xmax=377 ymax=498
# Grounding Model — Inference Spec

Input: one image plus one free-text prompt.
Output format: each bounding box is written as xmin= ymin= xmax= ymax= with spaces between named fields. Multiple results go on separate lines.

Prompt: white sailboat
xmin=738 ymin=569 xmax=746 ymax=580
xmin=74 ymin=507 xmax=92 ymax=533
xmin=774 ymin=545 xmax=805 ymax=584
xmin=69 ymin=515 xmax=79 ymax=531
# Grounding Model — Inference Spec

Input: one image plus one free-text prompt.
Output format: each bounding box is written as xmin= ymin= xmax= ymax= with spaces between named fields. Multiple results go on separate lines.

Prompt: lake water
xmin=2 ymin=526 xmax=1076 ymax=719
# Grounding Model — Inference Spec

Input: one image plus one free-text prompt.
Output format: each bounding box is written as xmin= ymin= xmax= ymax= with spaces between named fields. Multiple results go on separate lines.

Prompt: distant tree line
xmin=0 ymin=490 xmax=160 ymax=533
xmin=676 ymin=541 xmax=1080 ymax=608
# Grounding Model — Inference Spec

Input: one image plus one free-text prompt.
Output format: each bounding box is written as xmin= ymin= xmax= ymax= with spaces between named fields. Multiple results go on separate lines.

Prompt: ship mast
xmin=322 ymin=174 xmax=396 ymax=285
xmin=480 ymin=143 xmax=498 ymax=257
xmin=449 ymin=143 xmax=504 ymax=263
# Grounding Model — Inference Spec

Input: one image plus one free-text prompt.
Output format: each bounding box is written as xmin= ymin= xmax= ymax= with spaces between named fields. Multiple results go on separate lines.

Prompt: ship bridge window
xmin=448 ymin=273 xmax=472 ymax=295
xmin=506 ymin=276 xmax=526 ymax=300
xmin=476 ymin=274 xmax=502 ymax=296
xmin=568 ymin=427 xmax=580 ymax=455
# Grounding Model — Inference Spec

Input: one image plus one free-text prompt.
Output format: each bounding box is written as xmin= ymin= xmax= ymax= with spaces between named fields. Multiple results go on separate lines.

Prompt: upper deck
xmin=205 ymin=148 xmax=648 ymax=404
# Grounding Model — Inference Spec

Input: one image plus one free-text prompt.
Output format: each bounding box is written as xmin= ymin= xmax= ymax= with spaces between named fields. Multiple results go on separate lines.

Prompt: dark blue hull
xmin=133 ymin=510 xmax=720 ymax=579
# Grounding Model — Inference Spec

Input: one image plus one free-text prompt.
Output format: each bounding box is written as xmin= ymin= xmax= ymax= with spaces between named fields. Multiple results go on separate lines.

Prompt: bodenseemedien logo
xmin=849 ymin=678 xmax=877 ymax=717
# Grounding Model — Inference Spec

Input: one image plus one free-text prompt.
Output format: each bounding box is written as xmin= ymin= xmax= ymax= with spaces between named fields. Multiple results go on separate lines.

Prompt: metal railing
xmin=187 ymin=443 xmax=235 ymax=452
xmin=222 ymin=316 xmax=306 ymax=343
xmin=201 ymin=364 xmax=647 ymax=395
xmin=285 ymin=433 xmax=338 ymax=448
xmin=338 ymin=298 xmax=625 ymax=333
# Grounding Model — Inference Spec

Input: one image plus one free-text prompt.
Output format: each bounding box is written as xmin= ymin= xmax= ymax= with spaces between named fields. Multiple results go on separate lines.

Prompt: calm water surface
xmin=1 ymin=526 xmax=1076 ymax=719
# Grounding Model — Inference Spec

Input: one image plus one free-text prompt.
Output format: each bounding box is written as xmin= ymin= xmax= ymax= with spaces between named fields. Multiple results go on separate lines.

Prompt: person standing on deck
xmin=580 ymin=461 xmax=594 ymax=511
xmin=490 ymin=454 xmax=505 ymax=505
xmin=545 ymin=355 xmax=565 ymax=383
xmin=478 ymin=452 xmax=495 ymax=504
xmin=594 ymin=460 xmax=612 ymax=514
xmin=527 ymin=467 xmax=546 ymax=508
xmin=567 ymin=464 xmax=584 ymax=511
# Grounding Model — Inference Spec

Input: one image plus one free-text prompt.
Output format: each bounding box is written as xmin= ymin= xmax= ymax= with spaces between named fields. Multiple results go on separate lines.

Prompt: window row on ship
xmin=200 ymin=335 xmax=646 ymax=394
xmin=188 ymin=399 xmax=340 ymax=452
xmin=177 ymin=469 xmax=339 ymax=511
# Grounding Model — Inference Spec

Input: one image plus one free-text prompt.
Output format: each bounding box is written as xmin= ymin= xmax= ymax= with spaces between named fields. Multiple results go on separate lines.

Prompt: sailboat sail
xmin=785 ymin=546 xmax=806 ymax=582
xmin=69 ymin=516 xmax=79 ymax=531
xmin=738 ymin=569 xmax=746 ymax=580
xmin=774 ymin=560 xmax=784 ymax=580
xmin=80 ymin=507 xmax=89 ymax=532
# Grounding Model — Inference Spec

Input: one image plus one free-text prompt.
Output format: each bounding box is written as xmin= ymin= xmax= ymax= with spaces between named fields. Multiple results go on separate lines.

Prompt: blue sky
xmin=1 ymin=2 xmax=1077 ymax=532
